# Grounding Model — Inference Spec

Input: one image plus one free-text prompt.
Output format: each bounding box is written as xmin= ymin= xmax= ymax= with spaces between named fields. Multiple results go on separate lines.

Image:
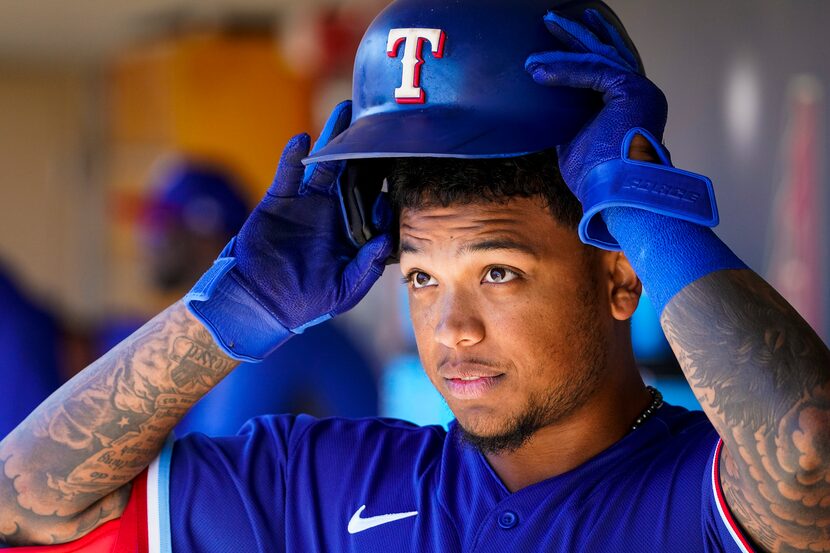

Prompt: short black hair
xmin=388 ymin=149 xmax=582 ymax=229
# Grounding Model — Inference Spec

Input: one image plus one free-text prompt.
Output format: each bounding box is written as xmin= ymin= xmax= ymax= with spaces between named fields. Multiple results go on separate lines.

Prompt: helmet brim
xmin=302 ymin=100 xmax=596 ymax=165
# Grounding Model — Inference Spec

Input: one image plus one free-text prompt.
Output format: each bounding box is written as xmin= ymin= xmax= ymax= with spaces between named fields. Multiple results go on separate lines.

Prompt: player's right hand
xmin=184 ymin=101 xmax=392 ymax=362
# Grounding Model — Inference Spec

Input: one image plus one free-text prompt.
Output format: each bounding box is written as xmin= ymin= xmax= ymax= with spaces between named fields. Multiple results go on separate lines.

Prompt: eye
xmin=406 ymin=271 xmax=438 ymax=289
xmin=483 ymin=266 xmax=518 ymax=284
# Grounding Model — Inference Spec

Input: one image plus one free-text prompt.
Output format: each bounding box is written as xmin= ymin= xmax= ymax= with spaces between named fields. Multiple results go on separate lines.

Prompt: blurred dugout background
xmin=0 ymin=0 xmax=827 ymax=436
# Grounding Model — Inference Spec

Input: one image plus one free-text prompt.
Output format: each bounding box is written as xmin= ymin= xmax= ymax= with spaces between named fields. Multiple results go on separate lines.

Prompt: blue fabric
xmin=526 ymin=11 xmax=718 ymax=250
xmin=603 ymin=207 xmax=748 ymax=315
xmin=185 ymin=245 xmax=292 ymax=362
xmin=0 ymin=269 xmax=62 ymax=439
xmin=168 ymin=405 xmax=748 ymax=552
xmin=578 ymin=128 xmax=719 ymax=250
xmin=185 ymin=102 xmax=392 ymax=361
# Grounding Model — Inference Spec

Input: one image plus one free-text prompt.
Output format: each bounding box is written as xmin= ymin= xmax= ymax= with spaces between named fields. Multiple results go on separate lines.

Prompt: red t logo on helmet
xmin=386 ymin=28 xmax=446 ymax=104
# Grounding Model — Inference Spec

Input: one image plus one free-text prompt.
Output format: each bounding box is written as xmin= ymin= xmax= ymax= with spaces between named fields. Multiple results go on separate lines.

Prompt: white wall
xmin=0 ymin=62 xmax=107 ymax=321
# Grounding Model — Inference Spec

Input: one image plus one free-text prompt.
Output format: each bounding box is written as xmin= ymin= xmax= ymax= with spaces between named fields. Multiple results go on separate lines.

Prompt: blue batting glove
xmin=184 ymin=101 xmax=393 ymax=362
xmin=526 ymin=10 xmax=718 ymax=250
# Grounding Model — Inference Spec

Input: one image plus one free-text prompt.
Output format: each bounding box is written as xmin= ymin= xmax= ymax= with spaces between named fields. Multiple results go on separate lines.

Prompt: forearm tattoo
xmin=0 ymin=302 xmax=238 ymax=545
xmin=662 ymin=269 xmax=830 ymax=552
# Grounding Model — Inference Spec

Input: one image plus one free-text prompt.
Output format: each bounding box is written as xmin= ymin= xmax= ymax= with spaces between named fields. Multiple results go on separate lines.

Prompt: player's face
xmin=399 ymin=197 xmax=611 ymax=453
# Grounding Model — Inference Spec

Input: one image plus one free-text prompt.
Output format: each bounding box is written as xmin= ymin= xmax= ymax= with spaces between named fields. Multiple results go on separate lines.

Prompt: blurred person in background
xmin=0 ymin=263 xmax=63 ymax=439
xmin=102 ymin=160 xmax=378 ymax=435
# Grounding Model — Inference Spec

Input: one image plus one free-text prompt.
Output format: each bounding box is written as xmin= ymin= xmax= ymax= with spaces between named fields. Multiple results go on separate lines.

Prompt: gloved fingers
xmin=526 ymin=51 xmax=631 ymax=93
xmin=302 ymin=100 xmax=352 ymax=194
xmin=527 ymin=51 xmax=667 ymax=138
xmin=267 ymin=133 xmax=312 ymax=198
xmin=338 ymin=232 xmax=393 ymax=312
xmin=580 ymin=9 xmax=640 ymax=72
xmin=354 ymin=233 xmax=393 ymax=276
xmin=542 ymin=12 xmax=632 ymax=71
xmin=314 ymin=100 xmax=353 ymax=151
xmin=371 ymin=191 xmax=393 ymax=232
xmin=301 ymin=158 xmax=345 ymax=196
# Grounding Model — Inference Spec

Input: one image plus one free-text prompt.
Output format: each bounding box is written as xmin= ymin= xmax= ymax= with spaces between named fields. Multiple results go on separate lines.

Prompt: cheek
xmin=408 ymin=294 xmax=437 ymax=354
xmin=494 ymin=297 xmax=559 ymax=362
xmin=495 ymin=282 xmax=595 ymax=366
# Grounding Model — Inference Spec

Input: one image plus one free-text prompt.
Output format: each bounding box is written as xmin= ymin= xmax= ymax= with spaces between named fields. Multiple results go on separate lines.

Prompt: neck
xmin=484 ymin=360 xmax=651 ymax=493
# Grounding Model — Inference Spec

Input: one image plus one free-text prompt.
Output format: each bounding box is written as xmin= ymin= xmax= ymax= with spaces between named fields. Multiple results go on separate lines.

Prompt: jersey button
xmin=497 ymin=510 xmax=518 ymax=529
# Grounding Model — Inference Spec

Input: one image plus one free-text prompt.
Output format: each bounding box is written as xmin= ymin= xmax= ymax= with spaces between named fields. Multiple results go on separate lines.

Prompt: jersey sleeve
xmin=165 ymin=414 xmax=315 ymax=553
xmin=702 ymin=438 xmax=757 ymax=553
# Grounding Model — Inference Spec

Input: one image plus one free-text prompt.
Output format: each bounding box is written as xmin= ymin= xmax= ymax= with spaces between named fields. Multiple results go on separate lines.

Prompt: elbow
xmin=792 ymin=408 xmax=830 ymax=474
xmin=1 ymin=516 xmax=107 ymax=547
xmin=0 ymin=517 xmax=58 ymax=547
xmin=780 ymin=417 xmax=830 ymax=500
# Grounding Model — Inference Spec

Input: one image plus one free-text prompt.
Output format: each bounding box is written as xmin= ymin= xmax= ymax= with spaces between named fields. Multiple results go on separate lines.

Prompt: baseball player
xmin=1 ymin=0 xmax=828 ymax=551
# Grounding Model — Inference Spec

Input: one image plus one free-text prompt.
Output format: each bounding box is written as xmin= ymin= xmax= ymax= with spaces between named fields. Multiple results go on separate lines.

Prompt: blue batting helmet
xmin=305 ymin=0 xmax=642 ymax=164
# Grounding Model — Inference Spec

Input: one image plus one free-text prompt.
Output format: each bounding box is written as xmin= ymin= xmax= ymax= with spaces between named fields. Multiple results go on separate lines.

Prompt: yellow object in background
xmin=111 ymin=30 xmax=313 ymax=200
xmin=108 ymin=30 xmax=313 ymax=314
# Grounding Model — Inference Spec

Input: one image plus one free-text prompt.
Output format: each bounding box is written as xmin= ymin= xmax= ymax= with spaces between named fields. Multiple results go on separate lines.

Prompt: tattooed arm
xmin=0 ymin=301 xmax=238 ymax=545
xmin=0 ymin=119 xmax=389 ymax=546
xmin=662 ymin=270 xmax=830 ymax=552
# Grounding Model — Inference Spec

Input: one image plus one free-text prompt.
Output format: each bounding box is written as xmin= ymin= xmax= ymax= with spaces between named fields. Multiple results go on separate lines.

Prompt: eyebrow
xmin=399 ymin=240 xmax=422 ymax=255
xmin=399 ymin=237 xmax=538 ymax=257
xmin=459 ymin=238 xmax=539 ymax=257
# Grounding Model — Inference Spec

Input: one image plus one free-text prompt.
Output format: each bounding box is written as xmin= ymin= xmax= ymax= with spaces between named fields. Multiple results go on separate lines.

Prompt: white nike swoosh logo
xmin=347 ymin=504 xmax=418 ymax=534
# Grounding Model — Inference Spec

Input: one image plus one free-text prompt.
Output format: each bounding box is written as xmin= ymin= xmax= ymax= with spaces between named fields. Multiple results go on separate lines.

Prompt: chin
xmin=451 ymin=385 xmax=596 ymax=455
xmin=455 ymin=415 xmax=500 ymax=438
xmin=456 ymin=415 xmax=541 ymax=455
xmin=447 ymin=401 xmax=505 ymax=433
xmin=450 ymin=404 xmax=536 ymax=455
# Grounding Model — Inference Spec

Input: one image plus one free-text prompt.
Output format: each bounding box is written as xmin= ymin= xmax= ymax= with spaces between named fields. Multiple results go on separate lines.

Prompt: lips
xmin=443 ymin=374 xmax=504 ymax=400
xmin=438 ymin=359 xmax=506 ymax=400
xmin=437 ymin=358 xmax=505 ymax=380
xmin=440 ymin=367 xmax=504 ymax=380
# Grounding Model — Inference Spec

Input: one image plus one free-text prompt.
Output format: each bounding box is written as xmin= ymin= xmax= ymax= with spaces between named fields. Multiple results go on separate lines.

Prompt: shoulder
xmin=640 ymin=403 xmax=720 ymax=473
xmin=649 ymin=403 xmax=719 ymax=450
xmin=586 ymin=403 xmax=720 ymax=516
xmin=567 ymin=405 xmax=740 ymax=551
xmin=168 ymin=416 xmax=448 ymax=551
xmin=172 ymin=414 xmax=448 ymax=473
xmin=234 ymin=413 xmax=447 ymax=445
xmin=653 ymin=402 xmax=714 ymax=434
xmin=286 ymin=416 xmax=448 ymax=474
xmin=297 ymin=415 xmax=447 ymax=442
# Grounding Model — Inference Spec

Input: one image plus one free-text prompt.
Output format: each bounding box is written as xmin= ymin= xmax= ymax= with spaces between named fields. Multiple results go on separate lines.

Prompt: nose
xmin=433 ymin=288 xmax=485 ymax=349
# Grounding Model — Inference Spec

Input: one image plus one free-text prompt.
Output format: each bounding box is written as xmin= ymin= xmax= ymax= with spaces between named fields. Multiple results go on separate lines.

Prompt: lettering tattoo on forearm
xmin=169 ymin=336 xmax=236 ymax=388
xmin=0 ymin=302 xmax=238 ymax=545
xmin=662 ymin=269 xmax=830 ymax=552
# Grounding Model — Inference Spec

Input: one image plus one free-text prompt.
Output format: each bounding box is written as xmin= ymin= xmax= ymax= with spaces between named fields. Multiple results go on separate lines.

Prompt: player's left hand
xmin=525 ymin=9 xmax=718 ymax=250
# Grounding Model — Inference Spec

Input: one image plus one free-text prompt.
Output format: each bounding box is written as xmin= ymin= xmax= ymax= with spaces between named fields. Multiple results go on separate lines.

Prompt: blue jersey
xmin=138 ymin=404 xmax=754 ymax=552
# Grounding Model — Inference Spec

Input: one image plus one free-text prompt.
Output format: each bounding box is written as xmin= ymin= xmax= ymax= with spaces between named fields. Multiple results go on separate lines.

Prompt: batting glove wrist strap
xmin=184 ymin=239 xmax=293 ymax=363
xmin=579 ymin=128 xmax=719 ymax=250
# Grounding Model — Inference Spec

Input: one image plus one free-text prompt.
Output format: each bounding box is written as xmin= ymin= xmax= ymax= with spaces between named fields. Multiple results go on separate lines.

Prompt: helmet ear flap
xmin=339 ymin=159 xmax=398 ymax=262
